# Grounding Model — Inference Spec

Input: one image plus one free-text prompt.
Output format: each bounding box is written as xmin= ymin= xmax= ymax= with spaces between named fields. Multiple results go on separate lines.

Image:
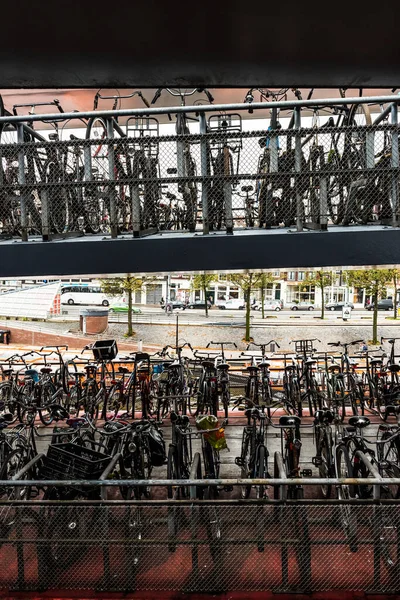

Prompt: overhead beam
xmin=0 ymin=228 xmax=399 ymax=277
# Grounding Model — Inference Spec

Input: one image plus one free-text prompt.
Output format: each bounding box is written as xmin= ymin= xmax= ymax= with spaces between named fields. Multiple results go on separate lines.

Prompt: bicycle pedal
xmin=312 ymin=456 xmax=322 ymax=467
xmin=301 ymin=469 xmax=313 ymax=477
xmin=235 ymin=457 xmax=243 ymax=467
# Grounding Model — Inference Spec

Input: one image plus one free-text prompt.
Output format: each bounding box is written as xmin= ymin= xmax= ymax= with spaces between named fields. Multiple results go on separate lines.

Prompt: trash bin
xmin=79 ymin=309 xmax=109 ymax=335
xmin=0 ymin=330 xmax=10 ymax=344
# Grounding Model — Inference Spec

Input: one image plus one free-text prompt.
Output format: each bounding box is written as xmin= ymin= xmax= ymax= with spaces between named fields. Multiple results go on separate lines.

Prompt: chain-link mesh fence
xmin=0 ymin=107 xmax=398 ymax=240
xmin=0 ymin=500 xmax=398 ymax=593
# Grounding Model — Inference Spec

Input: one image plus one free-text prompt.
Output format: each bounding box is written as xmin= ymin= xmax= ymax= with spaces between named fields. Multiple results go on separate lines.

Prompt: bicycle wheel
xmin=17 ymin=384 xmax=33 ymax=424
xmin=221 ymin=386 xmax=230 ymax=421
xmin=239 ymin=430 xmax=252 ymax=499
xmin=39 ymin=380 xmax=56 ymax=426
xmin=44 ymin=159 xmax=70 ymax=234
xmin=376 ymin=427 xmax=400 ymax=465
xmin=0 ymin=448 xmax=29 ymax=500
xmin=61 ymin=359 xmax=78 ymax=394
xmin=318 ymin=434 xmax=332 ymax=499
xmin=379 ymin=463 xmax=400 ymax=570
xmin=0 ymin=382 xmax=18 ymax=423
xmin=256 ymin=445 xmax=267 ymax=500
xmin=45 ymin=505 xmax=89 ymax=570
xmin=335 ymin=444 xmax=358 ymax=552
xmin=82 ymin=380 xmax=99 ymax=420
xmin=376 ymin=380 xmax=389 ymax=421
xmin=107 ymin=384 xmax=123 ymax=419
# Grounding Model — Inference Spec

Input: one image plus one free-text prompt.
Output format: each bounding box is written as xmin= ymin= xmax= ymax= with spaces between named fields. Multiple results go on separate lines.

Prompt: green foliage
xmin=190 ymin=273 xmax=217 ymax=316
xmin=253 ymin=273 xmax=275 ymax=319
xmin=345 ymin=269 xmax=393 ymax=343
xmin=100 ymin=275 xmax=154 ymax=337
xmin=303 ymin=269 xmax=335 ymax=319
xmin=228 ymin=272 xmax=263 ymax=341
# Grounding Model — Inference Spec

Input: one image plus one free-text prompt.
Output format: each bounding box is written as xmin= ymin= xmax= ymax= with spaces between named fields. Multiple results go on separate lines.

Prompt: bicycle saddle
xmin=216 ymin=362 xmax=230 ymax=370
xmin=328 ymin=364 xmax=341 ymax=372
xmin=1 ymin=369 xmax=13 ymax=376
xmin=104 ymin=420 xmax=128 ymax=432
xmin=201 ymin=361 xmax=215 ymax=370
xmin=314 ymin=409 xmax=334 ymax=424
xmin=243 ymin=365 xmax=259 ymax=372
xmin=388 ymin=364 xmax=400 ymax=373
xmin=118 ymin=366 xmax=130 ymax=374
xmin=40 ymin=367 xmax=52 ymax=374
xmin=245 ymin=407 xmax=260 ymax=419
xmin=49 ymin=404 xmax=69 ymax=421
xmin=305 ymin=358 xmax=317 ymax=366
xmin=279 ymin=415 xmax=301 ymax=427
xmin=284 ymin=365 xmax=296 ymax=371
xmin=348 ymin=416 xmax=370 ymax=429
xmin=259 ymin=360 xmax=271 ymax=368
xmin=370 ymin=358 xmax=383 ymax=365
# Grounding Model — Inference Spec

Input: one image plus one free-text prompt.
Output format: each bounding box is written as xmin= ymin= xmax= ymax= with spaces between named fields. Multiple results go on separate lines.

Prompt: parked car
xmin=187 ymin=300 xmax=210 ymax=309
xmin=253 ymin=300 xmax=281 ymax=312
xmin=366 ymin=298 xmax=393 ymax=311
xmin=109 ymin=303 xmax=142 ymax=314
xmin=290 ymin=302 xmax=316 ymax=311
xmin=162 ymin=300 xmax=187 ymax=310
xmin=218 ymin=299 xmax=245 ymax=310
xmin=325 ymin=301 xmax=355 ymax=311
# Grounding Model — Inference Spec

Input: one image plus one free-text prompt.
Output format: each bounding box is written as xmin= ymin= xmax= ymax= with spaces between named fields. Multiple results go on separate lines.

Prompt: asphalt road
xmin=60 ymin=303 xmax=394 ymax=326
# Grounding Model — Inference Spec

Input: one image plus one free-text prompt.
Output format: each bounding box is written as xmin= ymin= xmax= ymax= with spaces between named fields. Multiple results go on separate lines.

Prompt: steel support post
xmin=106 ymin=118 xmax=118 ymax=238
xmin=270 ymin=107 xmax=279 ymax=173
xmin=294 ymin=108 xmax=304 ymax=231
xmin=199 ymin=112 xmax=210 ymax=235
xmin=391 ymin=103 xmax=399 ymax=225
xmin=17 ymin=124 xmax=28 ymax=241
xmin=224 ymin=148 xmax=234 ymax=234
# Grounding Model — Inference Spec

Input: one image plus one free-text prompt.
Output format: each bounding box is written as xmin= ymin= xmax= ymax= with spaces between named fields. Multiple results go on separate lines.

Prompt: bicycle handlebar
xmin=93 ymin=90 xmax=150 ymax=110
xmin=12 ymin=99 xmax=64 ymax=116
xmin=290 ymin=338 xmax=321 ymax=344
xmin=247 ymin=340 xmax=281 ymax=350
xmin=206 ymin=341 xmax=238 ymax=348
xmin=40 ymin=345 xmax=68 ymax=353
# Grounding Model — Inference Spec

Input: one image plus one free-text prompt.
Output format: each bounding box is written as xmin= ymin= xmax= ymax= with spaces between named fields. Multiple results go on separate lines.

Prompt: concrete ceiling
xmin=1 ymin=0 xmax=400 ymax=89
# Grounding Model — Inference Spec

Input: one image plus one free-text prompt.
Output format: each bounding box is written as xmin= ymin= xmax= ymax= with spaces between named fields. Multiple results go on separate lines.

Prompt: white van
xmin=218 ymin=299 xmax=246 ymax=310
xmin=61 ymin=285 xmax=110 ymax=306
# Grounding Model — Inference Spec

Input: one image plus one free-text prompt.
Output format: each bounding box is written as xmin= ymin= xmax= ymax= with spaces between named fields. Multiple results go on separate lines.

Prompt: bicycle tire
xmin=318 ymin=433 xmax=332 ymax=499
xmin=38 ymin=380 xmax=56 ymax=426
xmin=256 ymin=445 xmax=267 ymax=500
xmin=0 ymin=382 xmax=18 ymax=423
xmin=45 ymin=505 xmax=89 ymax=570
xmin=378 ymin=462 xmax=400 ymax=571
xmin=0 ymin=448 xmax=29 ymax=500
xmin=335 ymin=444 xmax=358 ymax=552
xmin=82 ymin=380 xmax=99 ymax=420
xmin=239 ymin=430 xmax=252 ymax=499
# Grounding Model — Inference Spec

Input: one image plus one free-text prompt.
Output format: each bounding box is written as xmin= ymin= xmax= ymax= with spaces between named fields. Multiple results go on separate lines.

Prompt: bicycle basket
xmin=92 ymin=340 xmax=118 ymax=360
xmin=41 ymin=443 xmax=111 ymax=481
xmin=294 ymin=340 xmax=314 ymax=354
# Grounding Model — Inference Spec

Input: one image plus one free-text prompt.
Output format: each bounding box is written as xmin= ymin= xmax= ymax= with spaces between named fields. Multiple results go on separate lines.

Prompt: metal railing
xmin=0 ymin=479 xmax=398 ymax=593
xmin=0 ymin=94 xmax=399 ymax=241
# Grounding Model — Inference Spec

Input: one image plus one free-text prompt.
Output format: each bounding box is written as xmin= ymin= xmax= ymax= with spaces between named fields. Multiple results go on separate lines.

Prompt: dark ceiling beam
xmin=0 ymin=228 xmax=399 ymax=277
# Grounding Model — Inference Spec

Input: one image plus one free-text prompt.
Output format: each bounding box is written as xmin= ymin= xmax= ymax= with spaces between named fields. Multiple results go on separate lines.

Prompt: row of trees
xmin=193 ymin=269 xmax=400 ymax=344
xmin=100 ymin=269 xmax=400 ymax=344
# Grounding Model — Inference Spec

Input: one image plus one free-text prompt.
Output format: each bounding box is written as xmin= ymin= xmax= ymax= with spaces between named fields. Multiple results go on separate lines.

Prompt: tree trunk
xmin=394 ymin=274 xmax=398 ymax=320
xmin=261 ymin=284 xmax=265 ymax=319
xmin=245 ymin=288 xmax=251 ymax=342
xmin=321 ymin=281 xmax=325 ymax=319
xmin=203 ymin=281 xmax=208 ymax=317
xmin=372 ymin=291 xmax=378 ymax=344
xmin=127 ymin=288 xmax=133 ymax=337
